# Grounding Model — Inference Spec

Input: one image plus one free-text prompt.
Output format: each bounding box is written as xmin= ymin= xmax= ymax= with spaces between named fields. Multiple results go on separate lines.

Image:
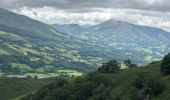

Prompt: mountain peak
xmin=97 ymin=19 xmax=134 ymax=28
xmin=104 ymin=19 xmax=131 ymax=25
xmin=106 ymin=19 xmax=121 ymax=22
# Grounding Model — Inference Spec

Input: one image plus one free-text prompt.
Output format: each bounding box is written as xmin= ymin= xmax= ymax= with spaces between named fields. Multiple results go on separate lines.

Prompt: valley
xmin=0 ymin=8 xmax=170 ymax=78
xmin=0 ymin=8 xmax=115 ymax=77
xmin=53 ymin=20 xmax=170 ymax=64
xmin=1 ymin=0 xmax=170 ymax=100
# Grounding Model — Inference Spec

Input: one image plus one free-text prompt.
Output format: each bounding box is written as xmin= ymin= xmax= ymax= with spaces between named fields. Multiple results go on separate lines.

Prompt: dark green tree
xmin=161 ymin=53 xmax=170 ymax=75
xmin=145 ymin=77 xmax=164 ymax=96
xmin=124 ymin=59 xmax=137 ymax=68
xmin=98 ymin=60 xmax=120 ymax=74
xmin=124 ymin=59 xmax=132 ymax=67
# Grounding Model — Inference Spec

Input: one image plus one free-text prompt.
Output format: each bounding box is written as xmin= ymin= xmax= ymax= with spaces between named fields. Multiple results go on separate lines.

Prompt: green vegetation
xmin=98 ymin=60 xmax=120 ymax=73
xmin=0 ymin=8 xmax=120 ymax=76
xmin=161 ymin=53 xmax=170 ymax=75
xmin=1 ymin=7 xmax=170 ymax=78
xmin=0 ymin=49 xmax=9 ymax=55
xmin=1 ymin=8 xmax=170 ymax=100
xmin=124 ymin=59 xmax=138 ymax=68
xmin=0 ymin=26 xmax=112 ymax=74
xmin=0 ymin=78 xmax=54 ymax=100
xmin=21 ymin=59 xmax=170 ymax=100
xmin=0 ymin=40 xmax=87 ymax=76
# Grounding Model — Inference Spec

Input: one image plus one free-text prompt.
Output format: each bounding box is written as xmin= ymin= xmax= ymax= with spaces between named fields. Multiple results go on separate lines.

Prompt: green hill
xmin=54 ymin=20 xmax=170 ymax=64
xmin=0 ymin=8 xmax=119 ymax=76
xmin=0 ymin=78 xmax=55 ymax=100
xmin=0 ymin=8 xmax=63 ymax=38
xmin=20 ymin=61 xmax=170 ymax=100
xmin=1 ymin=8 xmax=169 ymax=77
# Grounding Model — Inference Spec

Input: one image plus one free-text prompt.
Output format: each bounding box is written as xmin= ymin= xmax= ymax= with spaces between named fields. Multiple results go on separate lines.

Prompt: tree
xmin=161 ymin=53 xmax=170 ymax=75
xmin=145 ymin=77 xmax=164 ymax=96
xmin=124 ymin=59 xmax=132 ymax=67
xmin=1 ymin=63 xmax=12 ymax=73
xmin=34 ymin=75 xmax=38 ymax=79
xmin=124 ymin=59 xmax=137 ymax=68
xmin=98 ymin=60 xmax=120 ymax=74
xmin=132 ymin=75 xmax=164 ymax=99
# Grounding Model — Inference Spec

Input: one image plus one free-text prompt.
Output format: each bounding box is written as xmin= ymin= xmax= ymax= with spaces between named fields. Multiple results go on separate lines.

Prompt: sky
xmin=0 ymin=0 xmax=170 ymax=31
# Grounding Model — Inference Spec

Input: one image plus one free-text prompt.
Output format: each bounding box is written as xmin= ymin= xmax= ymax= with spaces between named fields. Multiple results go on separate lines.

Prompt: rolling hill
xmin=0 ymin=8 xmax=63 ymax=38
xmin=53 ymin=20 xmax=170 ymax=64
xmin=0 ymin=8 xmax=118 ymax=76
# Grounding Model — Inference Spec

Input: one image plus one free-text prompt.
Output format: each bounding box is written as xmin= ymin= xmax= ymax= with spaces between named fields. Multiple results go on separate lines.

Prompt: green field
xmin=0 ymin=49 xmax=9 ymax=55
xmin=0 ymin=41 xmax=85 ymax=76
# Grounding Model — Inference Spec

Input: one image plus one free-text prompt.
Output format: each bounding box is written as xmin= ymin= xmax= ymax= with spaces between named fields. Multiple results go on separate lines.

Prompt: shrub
xmin=132 ymin=75 xmax=164 ymax=100
xmin=98 ymin=60 xmax=120 ymax=74
xmin=124 ymin=59 xmax=137 ymax=68
xmin=145 ymin=77 xmax=164 ymax=96
xmin=133 ymin=73 xmax=145 ymax=89
xmin=161 ymin=53 xmax=170 ymax=75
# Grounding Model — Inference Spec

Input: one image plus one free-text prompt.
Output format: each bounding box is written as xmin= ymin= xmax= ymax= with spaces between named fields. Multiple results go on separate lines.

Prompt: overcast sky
xmin=0 ymin=0 xmax=170 ymax=31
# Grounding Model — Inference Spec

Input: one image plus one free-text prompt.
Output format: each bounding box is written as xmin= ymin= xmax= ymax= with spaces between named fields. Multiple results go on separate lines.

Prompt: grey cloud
xmin=1 ymin=0 xmax=170 ymax=12
xmin=1 ymin=0 xmax=170 ymax=32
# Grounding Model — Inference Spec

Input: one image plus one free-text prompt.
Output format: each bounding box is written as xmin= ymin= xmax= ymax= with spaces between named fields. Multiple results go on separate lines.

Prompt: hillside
xmin=79 ymin=20 xmax=170 ymax=44
xmin=1 ymin=1 xmax=170 ymax=100
xmin=21 ymin=61 xmax=170 ymax=100
xmin=0 ymin=8 xmax=63 ymax=38
xmin=52 ymin=24 xmax=85 ymax=35
xmin=53 ymin=20 xmax=170 ymax=64
xmin=0 ymin=8 xmax=122 ymax=77
xmin=0 ymin=78 xmax=54 ymax=100
xmin=0 ymin=8 xmax=170 ymax=78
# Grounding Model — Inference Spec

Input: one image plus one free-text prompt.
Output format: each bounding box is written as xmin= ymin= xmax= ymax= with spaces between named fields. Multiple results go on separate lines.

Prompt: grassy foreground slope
xmin=0 ymin=78 xmax=55 ymax=100
xmin=21 ymin=61 xmax=170 ymax=100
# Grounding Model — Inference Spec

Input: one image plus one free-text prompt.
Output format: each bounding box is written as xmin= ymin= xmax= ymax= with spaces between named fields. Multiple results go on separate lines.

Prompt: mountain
xmin=0 ymin=8 xmax=60 ymax=37
xmin=78 ymin=19 xmax=170 ymax=45
xmin=0 ymin=8 xmax=117 ymax=76
xmin=52 ymin=20 xmax=170 ymax=64
xmin=0 ymin=8 xmax=72 ymax=43
xmin=52 ymin=24 xmax=85 ymax=35
xmin=0 ymin=8 xmax=170 ymax=77
xmin=76 ymin=20 xmax=170 ymax=63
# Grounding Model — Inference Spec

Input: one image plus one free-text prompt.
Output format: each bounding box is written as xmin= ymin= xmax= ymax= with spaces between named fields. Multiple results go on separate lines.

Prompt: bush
xmin=124 ymin=59 xmax=137 ymax=68
xmin=161 ymin=53 xmax=170 ymax=75
xmin=133 ymin=73 xmax=145 ymax=89
xmin=145 ymin=77 xmax=164 ymax=96
xmin=132 ymin=75 xmax=164 ymax=100
xmin=98 ymin=60 xmax=120 ymax=74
